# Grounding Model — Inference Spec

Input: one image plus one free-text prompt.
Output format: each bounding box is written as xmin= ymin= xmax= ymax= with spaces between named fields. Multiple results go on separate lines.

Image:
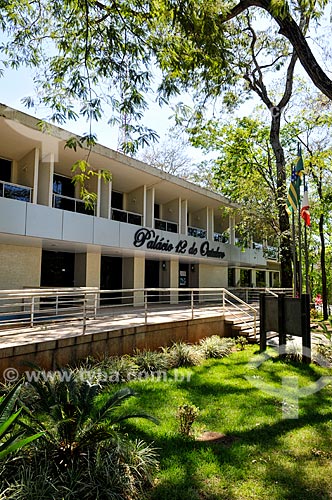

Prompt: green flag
xmin=287 ymin=146 xmax=304 ymax=212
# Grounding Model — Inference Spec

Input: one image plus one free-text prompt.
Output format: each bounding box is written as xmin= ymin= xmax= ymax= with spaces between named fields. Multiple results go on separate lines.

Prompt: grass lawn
xmin=113 ymin=345 xmax=332 ymax=500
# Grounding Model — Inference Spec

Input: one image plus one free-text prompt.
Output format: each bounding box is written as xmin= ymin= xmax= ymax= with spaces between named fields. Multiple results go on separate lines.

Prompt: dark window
xmin=100 ymin=256 xmax=123 ymax=305
xmin=128 ymin=212 xmax=142 ymax=225
xmin=154 ymin=204 xmax=160 ymax=218
xmin=112 ymin=208 xmax=127 ymax=222
xmin=41 ymin=250 xmax=75 ymax=287
xmin=145 ymin=260 xmax=160 ymax=302
xmin=112 ymin=191 xmax=123 ymax=210
xmin=0 ymin=158 xmax=11 ymax=183
xmin=53 ymin=174 xmax=75 ymax=198
xmin=228 ymin=268 xmax=235 ymax=287
xmin=240 ymin=269 xmax=251 ymax=287
xmin=155 ymin=219 xmax=167 ymax=231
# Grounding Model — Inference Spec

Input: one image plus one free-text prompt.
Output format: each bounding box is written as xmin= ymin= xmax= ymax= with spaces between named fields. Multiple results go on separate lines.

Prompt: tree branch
xmin=221 ymin=0 xmax=332 ymax=99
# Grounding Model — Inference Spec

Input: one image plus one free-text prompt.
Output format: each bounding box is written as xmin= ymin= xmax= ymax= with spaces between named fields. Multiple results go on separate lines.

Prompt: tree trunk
xmin=319 ymin=213 xmax=328 ymax=320
xmin=270 ymin=113 xmax=293 ymax=288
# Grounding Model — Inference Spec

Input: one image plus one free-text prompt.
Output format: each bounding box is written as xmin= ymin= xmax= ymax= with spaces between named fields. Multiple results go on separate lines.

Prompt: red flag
xmin=301 ymin=187 xmax=310 ymax=227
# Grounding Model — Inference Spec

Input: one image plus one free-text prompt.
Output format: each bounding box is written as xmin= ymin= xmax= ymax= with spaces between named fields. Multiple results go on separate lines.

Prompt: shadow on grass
xmin=120 ymin=350 xmax=332 ymax=499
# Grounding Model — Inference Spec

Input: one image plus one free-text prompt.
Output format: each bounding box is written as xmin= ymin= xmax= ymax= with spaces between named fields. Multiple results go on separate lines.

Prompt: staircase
xmin=223 ymin=305 xmax=259 ymax=342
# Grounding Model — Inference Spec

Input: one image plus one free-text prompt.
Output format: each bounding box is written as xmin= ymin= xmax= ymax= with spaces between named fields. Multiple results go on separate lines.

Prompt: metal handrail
xmin=187 ymin=226 xmax=207 ymax=238
xmin=0 ymin=286 xmax=259 ymax=338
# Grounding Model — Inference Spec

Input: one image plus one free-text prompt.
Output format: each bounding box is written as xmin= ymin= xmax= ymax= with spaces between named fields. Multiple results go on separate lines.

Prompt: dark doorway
xmin=179 ymin=263 xmax=190 ymax=301
xmin=145 ymin=260 xmax=160 ymax=302
xmin=100 ymin=256 xmax=123 ymax=305
xmin=41 ymin=250 xmax=75 ymax=287
xmin=0 ymin=158 xmax=11 ymax=183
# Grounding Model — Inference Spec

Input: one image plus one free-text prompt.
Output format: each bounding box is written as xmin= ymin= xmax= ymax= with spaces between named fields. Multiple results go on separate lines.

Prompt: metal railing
xmin=229 ymin=287 xmax=292 ymax=304
xmin=0 ymin=287 xmax=259 ymax=338
xmin=188 ymin=226 xmax=207 ymax=239
xmin=154 ymin=218 xmax=178 ymax=233
xmin=53 ymin=193 xmax=95 ymax=215
xmin=0 ymin=180 xmax=32 ymax=202
xmin=214 ymin=232 xmax=229 ymax=243
xmin=111 ymin=208 xmax=142 ymax=225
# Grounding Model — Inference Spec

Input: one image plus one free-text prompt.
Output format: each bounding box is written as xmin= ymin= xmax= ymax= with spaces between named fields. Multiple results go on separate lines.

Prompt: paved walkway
xmin=0 ymin=304 xmax=226 ymax=349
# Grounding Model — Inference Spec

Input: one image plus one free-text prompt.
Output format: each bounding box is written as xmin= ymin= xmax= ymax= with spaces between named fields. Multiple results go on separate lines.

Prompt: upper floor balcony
xmin=188 ymin=226 xmax=207 ymax=239
xmin=154 ymin=218 xmax=178 ymax=233
xmin=0 ymin=180 xmax=33 ymax=203
xmin=111 ymin=208 xmax=142 ymax=226
xmin=53 ymin=193 xmax=95 ymax=216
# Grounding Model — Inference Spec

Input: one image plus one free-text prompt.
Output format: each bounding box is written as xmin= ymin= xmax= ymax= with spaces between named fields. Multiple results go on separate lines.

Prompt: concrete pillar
xmin=123 ymin=256 xmax=145 ymax=305
xmin=37 ymin=152 xmax=54 ymax=207
xmin=229 ymin=214 xmax=236 ymax=245
xmin=180 ymin=199 xmax=187 ymax=235
xmin=170 ymin=260 xmax=179 ymax=304
xmin=100 ymin=178 xmax=112 ymax=218
xmin=33 ymin=148 xmax=39 ymax=204
xmin=235 ymin=267 xmax=241 ymax=287
xmin=207 ymin=207 xmax=214 ymax=241
xmin=145 ymin=187 xmax=155 ymax=228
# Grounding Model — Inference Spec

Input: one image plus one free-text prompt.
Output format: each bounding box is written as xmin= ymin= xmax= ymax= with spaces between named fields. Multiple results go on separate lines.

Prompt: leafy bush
xmin=2 ymin=439 xmax=159 ymax=499
xmin=164 ymin=342 xmax=204 ymax=368
xmin=199 ymin=336 xmax=235 ymax=359
xmin=1 ymin=372 xmax=159 ymax=499
xmin=0 ymin=382 xmax=42 ymax=460
xmin=97 ymin=355 xmax=139 ymax=383
xmin=133 ymin=349 xmax=169 ymax=375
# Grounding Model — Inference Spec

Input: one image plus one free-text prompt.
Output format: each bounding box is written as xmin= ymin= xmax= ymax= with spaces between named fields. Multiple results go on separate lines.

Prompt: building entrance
xmin=41 ymin=250 xmax=75 ymax=287
xmin=100 ymin=256 xmax=123 ymax=304
xmin=145 ymin=260 xmax=160 ymax=302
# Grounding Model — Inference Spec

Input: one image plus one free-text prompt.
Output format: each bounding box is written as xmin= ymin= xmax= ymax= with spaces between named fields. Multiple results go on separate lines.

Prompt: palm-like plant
xmin=0 ymin=382 xmax=42 ymax=460
xmin=24 ymin=370 xmax=158 ymax=467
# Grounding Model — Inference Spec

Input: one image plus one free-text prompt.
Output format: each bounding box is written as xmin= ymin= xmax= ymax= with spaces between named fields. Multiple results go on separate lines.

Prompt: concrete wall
xmin=0 ymin=244 xmax=41 ymax=289
xmin=0 ymin=316 xmax=226 ymax=377
xmin=199 ymin=263 xmax=228 ymax=288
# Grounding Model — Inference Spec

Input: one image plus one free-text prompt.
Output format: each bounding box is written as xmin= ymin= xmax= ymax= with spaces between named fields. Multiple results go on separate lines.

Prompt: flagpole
xmin=298 ymin=196 xmax=303 ymax=296
xmin=303 ymin=174 xmax=310 ymax=295
xmin=292 ymin=209 xmax=297 ymax=297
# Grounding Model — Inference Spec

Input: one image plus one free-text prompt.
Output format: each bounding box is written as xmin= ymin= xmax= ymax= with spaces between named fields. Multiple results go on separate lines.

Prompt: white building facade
xmin=0 ymin=104 xmax=280 ymax=298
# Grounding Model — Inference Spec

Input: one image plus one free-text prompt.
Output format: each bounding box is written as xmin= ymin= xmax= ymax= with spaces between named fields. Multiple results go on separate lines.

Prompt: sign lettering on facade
xmin=133 ymin=228 xmax=225 ymax=259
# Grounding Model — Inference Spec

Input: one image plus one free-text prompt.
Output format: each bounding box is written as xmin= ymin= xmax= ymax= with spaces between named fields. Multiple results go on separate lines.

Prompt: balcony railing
xmin=188 ymin=226 xmax=207 ymax=239
xmin=154 ymin=218 xmax=178 ymax=233
xmin=214 ymin=232 xmax=229 ymax=243
xmin=0 ymin=180 xmax=32 ymax=202
xmin=53 ymin=193 xmax=95 ymax=215
xmin=111 ymin=208 xmax=142 ymax=226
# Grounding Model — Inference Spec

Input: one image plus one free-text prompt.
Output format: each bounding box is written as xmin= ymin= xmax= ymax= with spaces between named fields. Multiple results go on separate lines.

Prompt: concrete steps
xmin=223 ymin=307 xmax=260 ymax=342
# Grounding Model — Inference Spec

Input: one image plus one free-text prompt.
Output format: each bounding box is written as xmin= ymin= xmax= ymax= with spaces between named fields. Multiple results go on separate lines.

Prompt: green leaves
xmin=0 ymin=382 xmax=42 ymax=460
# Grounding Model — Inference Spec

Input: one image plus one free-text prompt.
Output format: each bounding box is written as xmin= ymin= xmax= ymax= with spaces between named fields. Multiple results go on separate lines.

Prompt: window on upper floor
xmin=53 ymin=174 xmax=75 ymax=198
xmin=154 ymin=203 xmax=160 ymax=218
xmin=0 ymin=158 xmax=11 ymax=183
xmin=112 ymin=191 xmax=123 ymax=210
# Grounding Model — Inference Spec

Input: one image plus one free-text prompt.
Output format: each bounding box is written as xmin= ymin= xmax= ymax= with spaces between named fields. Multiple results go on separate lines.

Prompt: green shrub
xmin=2 ymin=373 xmax=159 ymax=499
xmin=164 ymin=342 xmax=204 ymax=368
xmin=236 ymin=336 xmax=248 ymax=351
xmin=0 ymin=382 xmax=42 ymax=460
xmin=2 ymin=439 xmax=159 ymax=499
xmin=133 ymin=349 xmax=169 ymax=375
xmin=98 ymin=355 xmax=139 ymax=383
xmin=199 ymin=335 xmax=235 ymax=359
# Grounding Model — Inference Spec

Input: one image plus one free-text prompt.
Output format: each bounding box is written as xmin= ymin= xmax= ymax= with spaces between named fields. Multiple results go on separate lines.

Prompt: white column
xmin=33 ymin=148 xmax=39 ymax=204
